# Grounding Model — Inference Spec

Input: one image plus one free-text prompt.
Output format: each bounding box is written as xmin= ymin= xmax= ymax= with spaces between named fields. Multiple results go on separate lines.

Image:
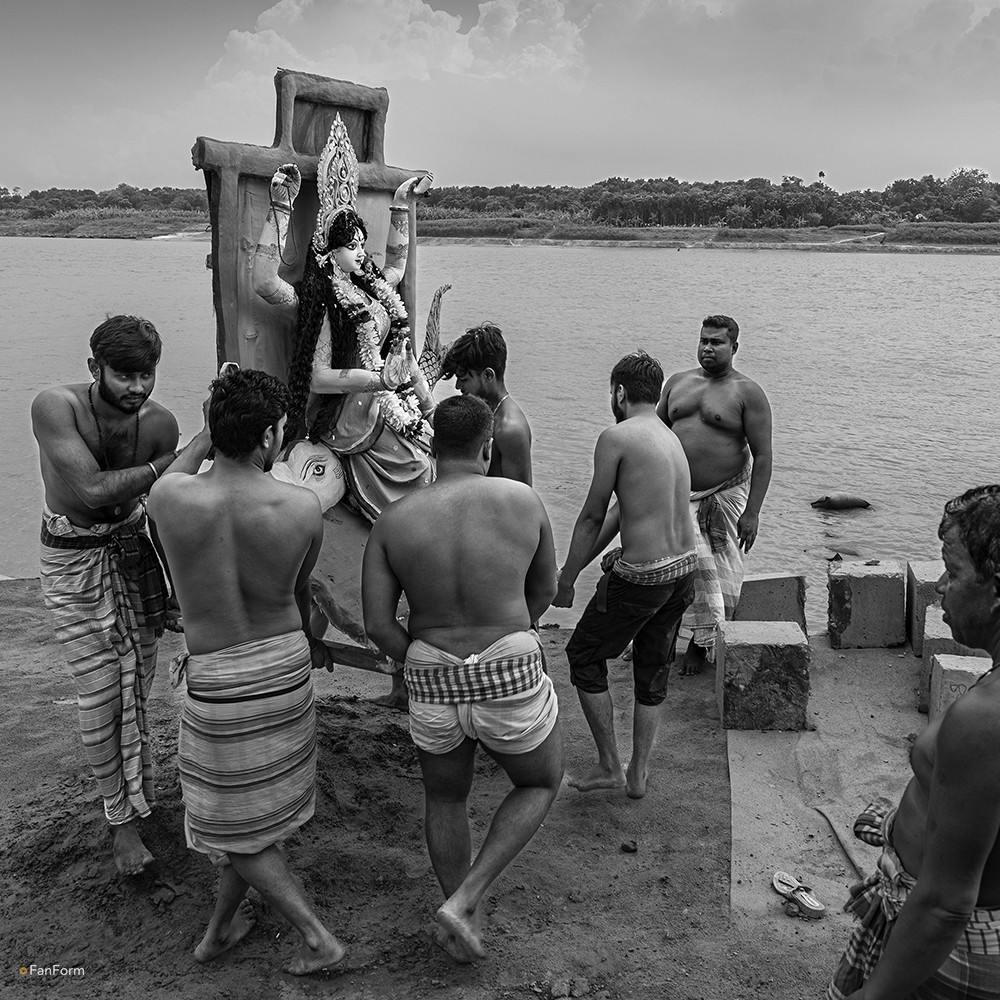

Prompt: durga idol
xmin=251 ymin=114 xmax=436 ymax=522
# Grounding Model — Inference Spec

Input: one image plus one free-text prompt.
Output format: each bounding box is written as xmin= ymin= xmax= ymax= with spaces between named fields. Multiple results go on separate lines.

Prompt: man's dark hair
xmin=432 ymin=395 xmax=494 ymax=460
xmin=209 ymin=368 xmax=290 ymax=459
xmin=610 ymin=350 xmax=664 ymax=405
xmin=441 ymin=323 xmax=507 ymax=380
xmin=702 ymin=314 xmax=740 ymax=344
xmin=90 ymin=315 xmax=162 ymax=372
xmin=939 ymin=485 xmax=1000 ymax=581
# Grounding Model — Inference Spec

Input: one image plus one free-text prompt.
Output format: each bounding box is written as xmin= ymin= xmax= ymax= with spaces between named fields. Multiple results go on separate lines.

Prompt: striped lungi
xmin=683 ymin=461 xmax=751 ymax=660
xmin=39 ymin=503 xmax=166 ymax=826
xmin=178 ymin=630 xmax=316 ymax=864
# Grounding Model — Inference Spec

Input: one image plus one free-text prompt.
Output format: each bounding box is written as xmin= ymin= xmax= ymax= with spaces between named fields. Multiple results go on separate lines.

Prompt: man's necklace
xmin=88 ymin=383 xmax=138 ymax=517
xmin=493 ymin=393 xmax=510 ymax=415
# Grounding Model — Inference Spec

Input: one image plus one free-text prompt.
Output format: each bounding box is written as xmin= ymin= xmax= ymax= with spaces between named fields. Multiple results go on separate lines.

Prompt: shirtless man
xmin=657 ymin=315 xmax=772 ymax=675
xmin=443 ymin=323 xmax=533 ymax=485
xmin=31 ymin=315 xmax=211 ymax=875
xmin=829 ymin=485 xmax=1000 ymax=1000
xmin=147 ymin=367 xmax=345 ymax=975
xmin=362 ymin=394 xmax=561 ymax=963
xmin=554 ymin=351 xmax=695 ymax=798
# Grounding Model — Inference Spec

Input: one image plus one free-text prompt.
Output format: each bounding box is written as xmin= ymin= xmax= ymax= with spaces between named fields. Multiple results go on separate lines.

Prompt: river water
xmin=4 ymin=236 xmax=998 ymax=631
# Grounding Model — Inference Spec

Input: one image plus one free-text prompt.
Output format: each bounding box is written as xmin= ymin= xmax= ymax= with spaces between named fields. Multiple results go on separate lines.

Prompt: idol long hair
xmin=285 ymin=209 xmax=397 ymax=444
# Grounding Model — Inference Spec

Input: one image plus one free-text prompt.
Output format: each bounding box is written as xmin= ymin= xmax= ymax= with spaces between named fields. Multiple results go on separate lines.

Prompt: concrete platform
xmin=729 ymin=638 xmax=920 ymax=948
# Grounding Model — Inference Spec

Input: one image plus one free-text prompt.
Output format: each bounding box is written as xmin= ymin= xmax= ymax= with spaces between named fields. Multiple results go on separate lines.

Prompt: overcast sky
xmin=3 ymin=0 xmax=999 ymax=194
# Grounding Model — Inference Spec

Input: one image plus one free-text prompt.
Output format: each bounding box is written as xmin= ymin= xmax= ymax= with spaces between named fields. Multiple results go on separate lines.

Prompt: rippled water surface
xmin=4 ymin=237 xmax=998 ymax=630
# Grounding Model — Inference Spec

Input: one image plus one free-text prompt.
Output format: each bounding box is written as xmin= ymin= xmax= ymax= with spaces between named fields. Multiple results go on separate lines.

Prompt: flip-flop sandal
xmin=772 ymin=870 xmax=826 ymax=919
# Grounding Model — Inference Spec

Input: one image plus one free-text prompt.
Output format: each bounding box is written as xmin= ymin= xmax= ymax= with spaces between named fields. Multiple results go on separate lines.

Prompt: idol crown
xmin=313 ymin=114 xmax=360 ymax=254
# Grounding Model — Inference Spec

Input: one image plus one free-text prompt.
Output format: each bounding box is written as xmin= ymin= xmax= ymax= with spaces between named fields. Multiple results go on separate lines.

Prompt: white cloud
xmin=6 ymin=0 xmax=999 ymax=191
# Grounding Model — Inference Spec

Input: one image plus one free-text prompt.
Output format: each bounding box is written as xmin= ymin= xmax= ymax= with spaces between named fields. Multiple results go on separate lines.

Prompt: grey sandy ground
xmin=0 ymin=575 xmax=923 ymax=999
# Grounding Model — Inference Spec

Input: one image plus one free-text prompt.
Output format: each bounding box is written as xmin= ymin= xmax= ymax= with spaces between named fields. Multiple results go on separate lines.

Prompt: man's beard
xmin=612 ymin=399 xmax=625 ymax=423
xmin=97 ymin=372 xmax=147 ymax=413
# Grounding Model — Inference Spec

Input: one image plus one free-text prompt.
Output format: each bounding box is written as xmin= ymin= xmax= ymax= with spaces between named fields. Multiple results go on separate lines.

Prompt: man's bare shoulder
xmin=31 ymin=383 xmax=82 ymax=418
xmin=731 ymin=368 xmax=769 ymax=399
xmin=495 ymin=399 xmax=531 ymax=434
xmin=664 ymin=367 xmax=701 ymax=388
xmin=938 ymin=683 xmax=1000 ymax=768
xmin=140 ymin=397 xmax=178 ymax=425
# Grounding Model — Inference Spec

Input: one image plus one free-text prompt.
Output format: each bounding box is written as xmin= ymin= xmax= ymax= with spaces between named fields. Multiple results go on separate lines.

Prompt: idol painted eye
xmin=311 ymin=463 xmax=326 ymax=478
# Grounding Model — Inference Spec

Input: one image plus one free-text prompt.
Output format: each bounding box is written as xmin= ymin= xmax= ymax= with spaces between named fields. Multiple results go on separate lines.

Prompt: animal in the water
xmin=811 ymin=494 xmax=872 ymax=510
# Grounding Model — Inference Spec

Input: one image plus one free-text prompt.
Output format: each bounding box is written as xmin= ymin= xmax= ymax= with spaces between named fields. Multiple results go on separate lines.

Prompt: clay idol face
xmin=332 ymin=229 xmax=366 ymax=276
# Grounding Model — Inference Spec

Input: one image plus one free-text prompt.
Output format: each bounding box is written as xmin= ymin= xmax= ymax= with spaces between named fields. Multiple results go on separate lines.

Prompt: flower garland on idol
xmin=326 ymin=257 xmax=429 ymax=440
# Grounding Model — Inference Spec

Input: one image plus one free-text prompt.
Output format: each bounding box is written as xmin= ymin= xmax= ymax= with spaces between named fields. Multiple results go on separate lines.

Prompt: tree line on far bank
xmin=2 ymin=167 xmax=997 ymax=235
xmin=0 ymin=183 xmax=207 ymax=217
xmin=421 ymin=168 xmax=999 ymax=229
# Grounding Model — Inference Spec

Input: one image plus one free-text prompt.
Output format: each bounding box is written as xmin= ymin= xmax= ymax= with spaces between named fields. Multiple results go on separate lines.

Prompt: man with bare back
xmin=829 ymin=486 xmax=1000 ymax=999
xmin=362 ymin=394 xmax=562 ymax=964
xmin=147 ymin=367 xmax=344 ymax=975
xmin=554 ymin=351 xmax=695 ymax=798
xmin=657 ymin=315 xmax=772 ymax=675
xmin=31 ymin=315 xmax=211 ymax=876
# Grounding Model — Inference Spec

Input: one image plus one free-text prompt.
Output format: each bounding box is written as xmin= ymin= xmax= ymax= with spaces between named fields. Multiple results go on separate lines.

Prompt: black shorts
xmin=565 ymin=570 xmax=694 ymax=706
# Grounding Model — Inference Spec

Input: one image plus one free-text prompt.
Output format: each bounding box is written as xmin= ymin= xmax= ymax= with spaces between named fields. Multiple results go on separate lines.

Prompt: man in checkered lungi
xmin=363 ymin=394 xmax=563 ymax=967
xmin=829 ymin=486 xmax=1000 ymax=999
xmin=31 ymin=315 xmax=211 ymax=875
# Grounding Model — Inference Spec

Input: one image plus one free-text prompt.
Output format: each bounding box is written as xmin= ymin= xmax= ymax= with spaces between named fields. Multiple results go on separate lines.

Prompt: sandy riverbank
xmin=0 ymin=575 xmax=926 ymax=999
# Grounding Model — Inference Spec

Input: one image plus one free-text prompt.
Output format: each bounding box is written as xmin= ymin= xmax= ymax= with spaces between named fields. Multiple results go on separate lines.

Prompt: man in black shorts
xmin=554 ymin=351 xmax=695 ymax=799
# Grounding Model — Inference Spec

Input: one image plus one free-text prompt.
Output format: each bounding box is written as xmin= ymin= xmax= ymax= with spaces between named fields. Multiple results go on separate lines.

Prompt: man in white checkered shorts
xmin=363 ymin=394 xmax=562 ymax=966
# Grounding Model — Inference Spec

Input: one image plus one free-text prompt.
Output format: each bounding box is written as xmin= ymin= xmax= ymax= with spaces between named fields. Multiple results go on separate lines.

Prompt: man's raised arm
xmin=31 ymin=390 xmax=178 ymax=508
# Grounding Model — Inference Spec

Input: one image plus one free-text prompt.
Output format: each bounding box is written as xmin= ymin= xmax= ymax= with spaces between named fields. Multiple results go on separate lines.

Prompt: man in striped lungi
xmin=149 ymin=366 xmax=344 ymax=975
xmin=32 ymin=315 xmax=211 ymax=875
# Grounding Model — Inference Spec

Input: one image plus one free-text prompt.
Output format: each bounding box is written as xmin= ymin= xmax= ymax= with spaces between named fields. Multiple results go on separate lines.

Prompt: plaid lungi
xmin=39 ymin=503 xmax=166 ymax=825
xmin=683 ymin=461 xmax=751 ymax=659
xmin=829 ymin=806 xmax=1000 ymax=999
xmin=405 ymin=631 xmax=543 ymax=704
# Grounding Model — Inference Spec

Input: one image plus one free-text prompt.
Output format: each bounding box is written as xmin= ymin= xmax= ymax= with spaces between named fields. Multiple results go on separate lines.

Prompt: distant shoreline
xmin=418 ymin=236 xmax=1000 ymax=254
xmin=2 ymin=216 xmax=998 ymax=254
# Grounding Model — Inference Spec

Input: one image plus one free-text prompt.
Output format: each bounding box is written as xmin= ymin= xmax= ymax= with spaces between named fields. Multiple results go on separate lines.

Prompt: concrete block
xmin=717 ymin=621 xmax=810 ymax=731
xmin=929 ymin=654 xmax=992 ymax=720
xmin=917 ymin=604 xmax=990 ymax=712
xmin=906 ymin=559 xmax=943 ymax=656
xmin=828 ymin=560 xmax=905 ymax=649
xmin=734 ymin=574 xmax=807 ymax=633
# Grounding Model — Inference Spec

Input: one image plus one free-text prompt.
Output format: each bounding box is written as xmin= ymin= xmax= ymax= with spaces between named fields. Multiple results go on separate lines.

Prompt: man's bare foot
xmin=373 ymin=671 xmax=407 ymax=711
xmin=284 ymin=931 xmax=347 ymax=976
xmin=431 ymin=923 xmax=476 ymax=964
xmin=112 ymin=821 xmax=153 ymax=876
xmin=435 ymin=899 xmax=486 ymax=962
xmin=566 ymin=764 xmax=626 ymax=792
xmin=194 ymin=899 xmax=256 ymax=962
xmin=681 ymin=642 xmax=710 ymax=676
xmin=626 ymin=760 xmax=649 ymax=799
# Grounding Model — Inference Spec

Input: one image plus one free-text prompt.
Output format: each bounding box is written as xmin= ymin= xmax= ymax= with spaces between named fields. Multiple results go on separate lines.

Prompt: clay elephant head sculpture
xmin=269 ymin=439 xmax=347 ymax=512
